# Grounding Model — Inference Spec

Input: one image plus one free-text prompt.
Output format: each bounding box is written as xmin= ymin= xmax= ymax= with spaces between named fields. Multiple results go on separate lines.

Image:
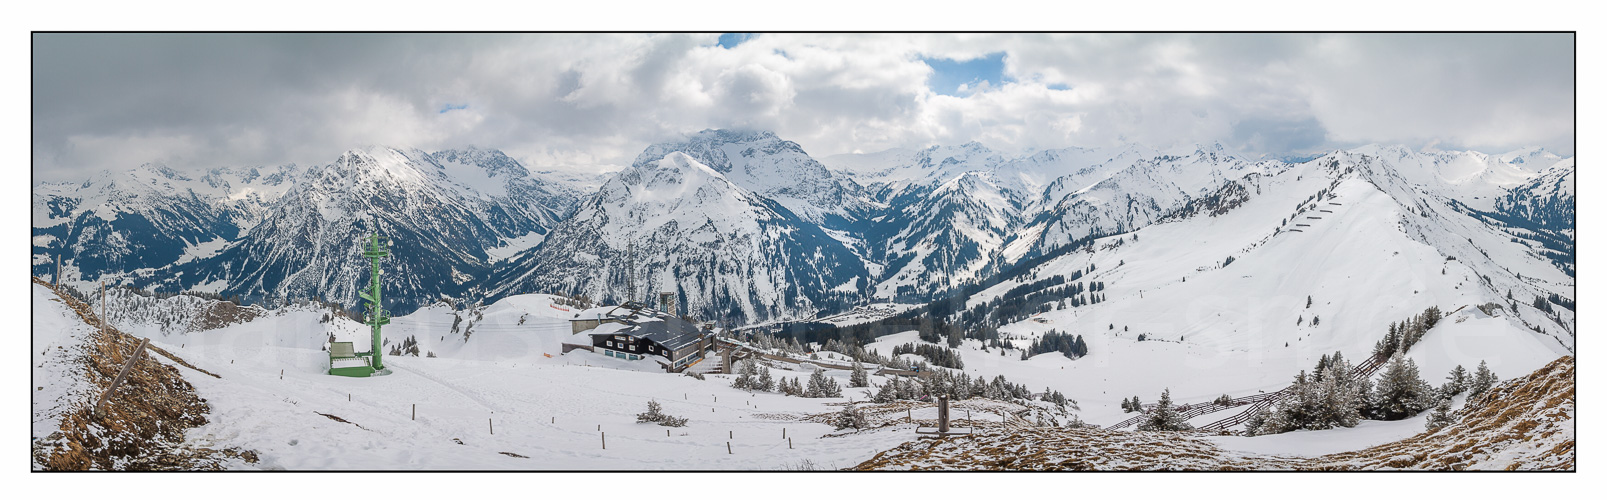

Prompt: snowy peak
xmin=630 ymin=129 xmax=872 ymax=226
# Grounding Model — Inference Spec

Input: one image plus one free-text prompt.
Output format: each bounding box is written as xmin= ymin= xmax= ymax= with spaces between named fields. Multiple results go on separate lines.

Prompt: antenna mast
xmin=358 ymin=216 xmax=391 ymax=371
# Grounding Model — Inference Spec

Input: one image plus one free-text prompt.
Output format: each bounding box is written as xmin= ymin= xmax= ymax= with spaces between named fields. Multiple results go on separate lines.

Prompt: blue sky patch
xmin=921 ymin=52 xmax=1009 ymax=96
xmin=718 ymin=33 xmax=757 ymax=49
xmin=439 ymin=103 xmax=468 ymax=114
xmin=1047 ymin=83 xmax=1071 ymax=91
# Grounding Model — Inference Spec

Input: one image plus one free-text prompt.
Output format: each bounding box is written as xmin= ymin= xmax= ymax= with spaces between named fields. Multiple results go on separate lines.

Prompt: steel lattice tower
xmin=359 ymin=218 xmax=390 ymax=371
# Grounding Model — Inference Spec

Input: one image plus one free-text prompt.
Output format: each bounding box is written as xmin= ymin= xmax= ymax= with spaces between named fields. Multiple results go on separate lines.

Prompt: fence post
xmin=92 ymin=338 xmax=150 ymax=418
xmin=602 ymin=432 xmax=606 ymax=450
xmin=412 ymin=404 xmax=416 ymax=420
xmin=789 ymin=437 xmax=793 ymax=449
xmin=489 ymin=418 xmax=494 ymax=435
xmin=727 ymin=442 xmax=732 ymax=454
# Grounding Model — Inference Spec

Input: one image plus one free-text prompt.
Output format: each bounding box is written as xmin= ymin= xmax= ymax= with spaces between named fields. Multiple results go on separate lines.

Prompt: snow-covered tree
xmin=636 ymin=400 xmax=688 ymax=427
xmin=805 ymin=369 xmax=842 ymax=398
xmin=757 ymin=366 xmax=775 ymax=392
xmin=1469 ymin=360 xmax=1498 ymax=397
xmin=1137 ymin=388 xmax=1191 ymax=431
xmin=1372 ymin=354 xmax=1434 ymax=420
xmin=1424 ymin=397 xmax=1454 ymax=432
xmin=834 ymin=403 xmax=868 ymax=430
xmin=849 ymin=360 xmax=869 ymax=388
xmin=872 ymin=381 xmax=897 ymax=403
xmin=730 ymin=359 xmax=757 ymax=390
xmin=1442 ymin=365 xmax=1469 ymax=396
xmin=1243 ymin=408 xmax=1271 ymax=437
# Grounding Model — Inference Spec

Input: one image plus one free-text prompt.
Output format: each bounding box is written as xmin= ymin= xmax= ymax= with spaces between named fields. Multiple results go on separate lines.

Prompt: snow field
xmin=121 ymin=292 xmax=920 ymax=469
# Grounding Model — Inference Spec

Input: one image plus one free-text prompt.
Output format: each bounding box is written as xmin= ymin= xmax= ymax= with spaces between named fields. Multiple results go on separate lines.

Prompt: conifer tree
xmin=849 ymin=360 xmax=869 ymax=388
xmin=1469 ymin=360 xmax=1498 ymax=397
xmin=1372 ymin=354 xmax=1434 ymax=420
xmin=1442 ymin=365 xmax=1469 ymax=396
xmin=872 ymin=381 xmax=897 ymax=403
xmin=757 ymin=366 xmax=775 ymax=392
xmin=834 ymin=402 xmax=868 ymax=430
xmin=1424 ymin=397 xmax=1455 ymax=432
xmin=1137 ymin=388 xmax=1190 ymax=431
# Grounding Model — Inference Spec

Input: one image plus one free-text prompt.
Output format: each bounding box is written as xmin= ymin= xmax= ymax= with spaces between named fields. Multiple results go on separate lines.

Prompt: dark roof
xmin=590 ymin=317 xmax=704 ymax=351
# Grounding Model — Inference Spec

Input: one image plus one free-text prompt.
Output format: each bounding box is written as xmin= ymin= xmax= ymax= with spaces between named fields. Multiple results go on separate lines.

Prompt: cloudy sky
xmin=32 ymin=33 xmax=1574 ymax=182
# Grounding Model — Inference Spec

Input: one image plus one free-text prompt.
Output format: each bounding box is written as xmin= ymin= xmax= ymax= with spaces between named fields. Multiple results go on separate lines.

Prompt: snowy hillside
xmin=923 ymin=147 xmax=1573 ymax=429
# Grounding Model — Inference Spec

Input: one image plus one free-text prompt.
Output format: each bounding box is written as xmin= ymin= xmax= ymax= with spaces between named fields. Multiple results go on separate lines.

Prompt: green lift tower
xmin=329 ymin=219 xmax=391 ymax=377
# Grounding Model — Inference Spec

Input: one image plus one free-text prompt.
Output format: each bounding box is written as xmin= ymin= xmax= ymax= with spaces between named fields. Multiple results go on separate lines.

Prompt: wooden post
xmin=93 ymin=338 xmax=149 ymax=417
xmin=412 ymin=404 xmax=416 ymax=420
xmin=729 ymin=430 xmax=732 ymax=439
xmin=667 ymin=429 xmax=670 ymax=437
xmin=349 ymin=393 xmax=352 ymax=401
xmin=788 ymin=437 xmax=792 ymax=449
xmin=280 ymin=369 xmax=284 ymax=380
xmin=601 ymin=432 xmax=606 ymax=450
xmin=783 ymin=428 xmax=786 ymax=439
xmin=727 ymin=442 xmax=732 ymax=454
xmin=489 ymin=418 xmax=494 ymax=435
xmin=598 ymin=424 xmax=601 ymax=431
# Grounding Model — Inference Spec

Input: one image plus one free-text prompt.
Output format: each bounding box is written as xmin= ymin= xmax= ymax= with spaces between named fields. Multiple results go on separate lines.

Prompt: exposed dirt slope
xmin=31 ymin=278 xmax=257 ymax=470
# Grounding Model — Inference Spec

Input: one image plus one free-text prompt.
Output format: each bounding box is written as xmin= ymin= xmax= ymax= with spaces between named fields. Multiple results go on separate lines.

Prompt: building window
xmin=606 ymin=341 xmax=613 ymax=347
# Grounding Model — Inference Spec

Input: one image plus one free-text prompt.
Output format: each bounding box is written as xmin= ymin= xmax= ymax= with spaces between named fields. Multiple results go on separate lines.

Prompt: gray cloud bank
xmin=33 ymin=33 xmax=1574 ymax=182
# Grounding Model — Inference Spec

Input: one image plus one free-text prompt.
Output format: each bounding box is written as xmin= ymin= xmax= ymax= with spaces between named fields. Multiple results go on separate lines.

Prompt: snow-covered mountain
xmin=632 ymin=129 xmax=877 ymax=230
xmin=1009 ymin=143 xmax=1286 ymax=263
xmin=145 ymin=146 xmax=580 ymax=313
xmin=32 ymin=129 xmax=1572 ymax=332
xmin=485 ymin=152 xmax=869 ymax=325
xmin=30 ymin=162 xmax=293 ymax=283
xmin=33 ymin=146 xmax=582 ymax=315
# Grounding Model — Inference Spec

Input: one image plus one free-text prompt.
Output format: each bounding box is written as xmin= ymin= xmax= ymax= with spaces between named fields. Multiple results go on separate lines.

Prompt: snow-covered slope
xmin=486 ymin=152 xmax=869 ymax=324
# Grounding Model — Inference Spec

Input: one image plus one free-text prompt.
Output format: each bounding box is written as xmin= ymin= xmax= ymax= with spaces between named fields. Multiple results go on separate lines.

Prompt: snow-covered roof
xmin=573 ymin=305 xmax=634 ymax=320
xmin=589 ymin=316 xmax=705 ymax=351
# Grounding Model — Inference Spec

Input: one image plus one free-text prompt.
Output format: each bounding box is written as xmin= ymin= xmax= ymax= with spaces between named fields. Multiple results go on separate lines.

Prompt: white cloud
xmin=31 ymin=33 xmax=1573 ymax=183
